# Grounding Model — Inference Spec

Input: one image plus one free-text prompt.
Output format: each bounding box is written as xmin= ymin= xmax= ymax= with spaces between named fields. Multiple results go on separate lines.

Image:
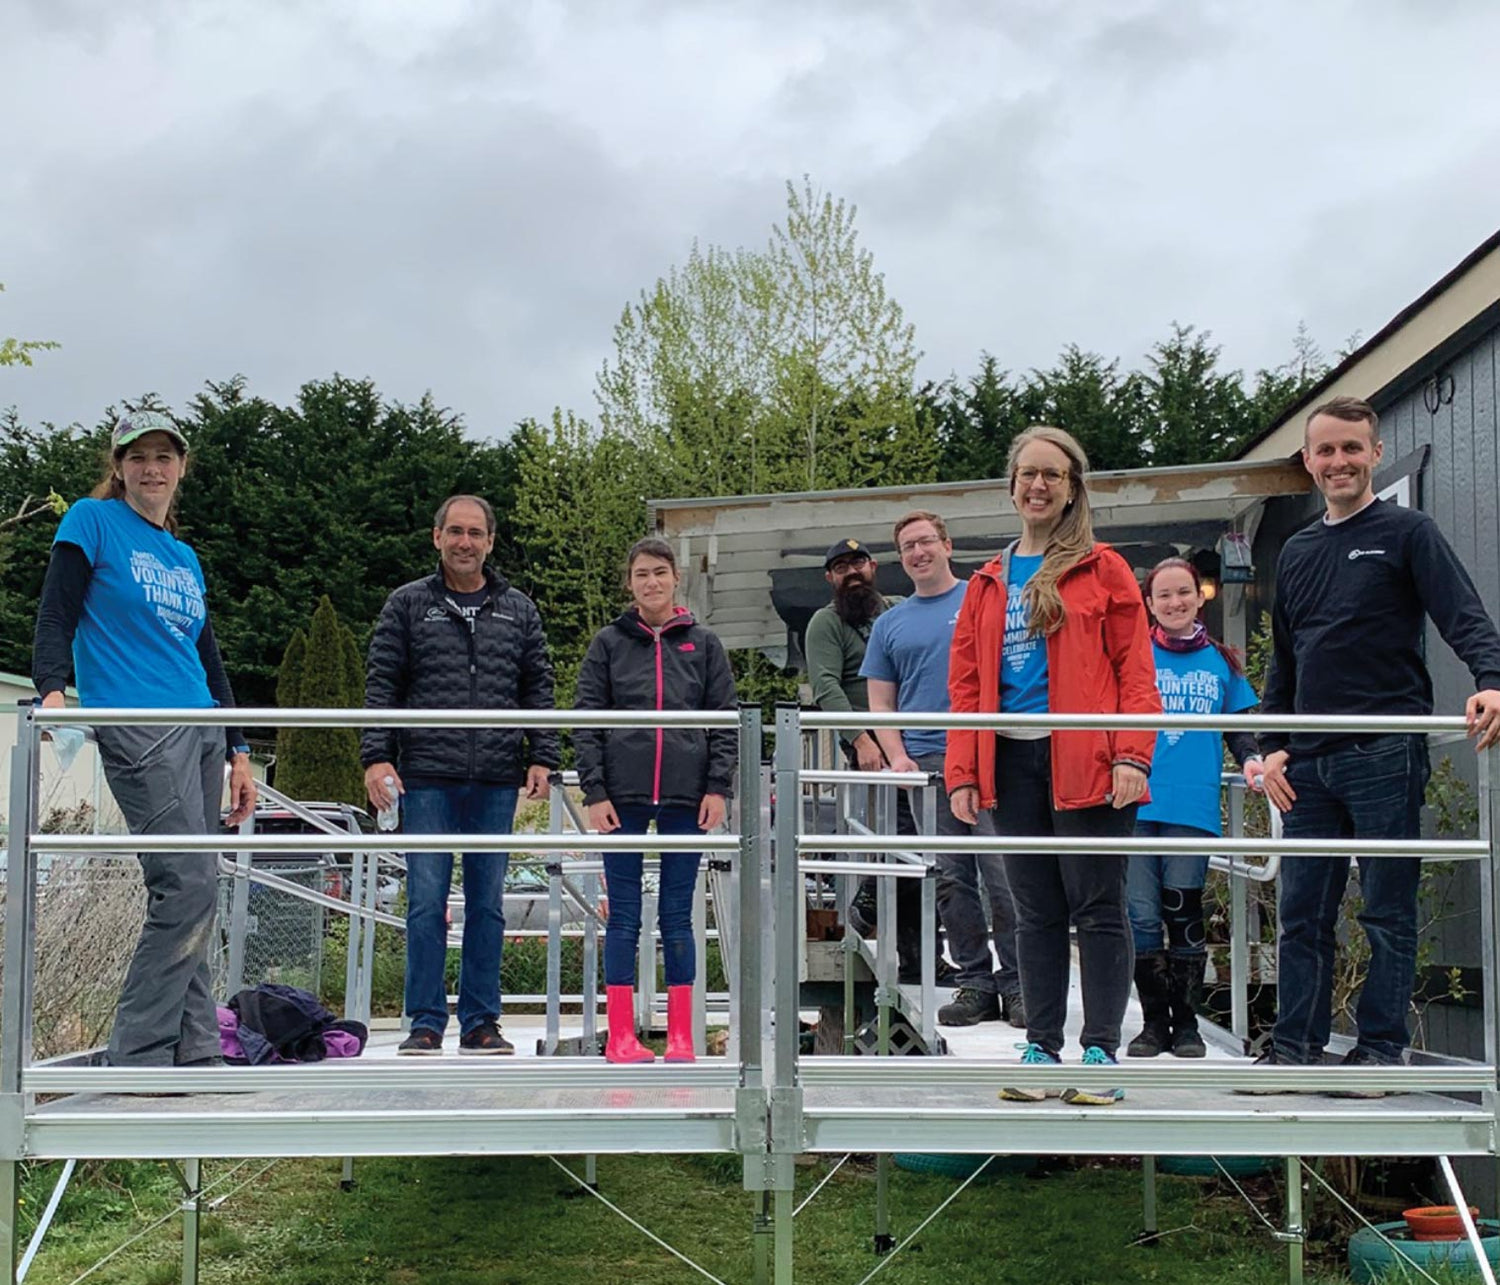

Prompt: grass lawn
xmin=21 ymin=1153 xmax=1364 ymax=1284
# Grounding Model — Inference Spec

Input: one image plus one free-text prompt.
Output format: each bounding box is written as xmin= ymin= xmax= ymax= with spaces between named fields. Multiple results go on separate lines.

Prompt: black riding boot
xmin=1167 ymin=953 xmax=1207 ymax=1058
xmin=1126 ymin=950 xmax=1172 ymax=1058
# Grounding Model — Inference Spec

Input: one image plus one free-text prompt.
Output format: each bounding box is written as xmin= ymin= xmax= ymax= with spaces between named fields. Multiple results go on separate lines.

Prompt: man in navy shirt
xmin=861 ymin=511 xmax=1022 ymax=1027
xmin=1254 ymin=397 xmax=1500 ymax=1089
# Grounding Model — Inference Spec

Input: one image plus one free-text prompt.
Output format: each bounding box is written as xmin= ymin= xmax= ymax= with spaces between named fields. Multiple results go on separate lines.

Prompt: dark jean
xmin=402 ymin=783 xmax=518 ymax=1037
xmin=915 ymin=751 xmax=1020 ymax=994
xmin=990 ymin=737 xmax=1135 ymax=1058
xmin=604 ymin=803 xmax=703 ymax=988
xmin=1274 ymin=734 xmax=1430 ymax=1065
xmin=1126 ymin=820 xmax=1213 ymax=955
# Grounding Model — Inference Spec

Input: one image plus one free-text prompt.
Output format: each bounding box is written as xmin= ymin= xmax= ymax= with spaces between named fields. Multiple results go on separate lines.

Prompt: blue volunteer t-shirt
xmin=1001 ymin=553 xmax=1048 ymax=714
xmin=1138 ymin=643 xmax=1258 ymax=834
xmin=859 ymin=580 xmax=968 ymax=757
xmin=54 ymin=497 xmax=213 ymax=708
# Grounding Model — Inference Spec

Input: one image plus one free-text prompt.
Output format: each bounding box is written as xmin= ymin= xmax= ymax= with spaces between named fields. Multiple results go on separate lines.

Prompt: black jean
xmin=991 ymin=736 xmax=1135 ymax=1058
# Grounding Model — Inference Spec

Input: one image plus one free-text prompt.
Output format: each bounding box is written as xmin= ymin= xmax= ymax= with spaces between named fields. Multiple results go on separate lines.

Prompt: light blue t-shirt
xmin=1138 ymin=643 xmax=1259 ymax=835
xmin=859 ymin=580 xmax=968 ymax=757
xmin=54 ymin=497 xmax=213 ymax=709
xmin=1001 ymin=553 xmax=1049 ymax=714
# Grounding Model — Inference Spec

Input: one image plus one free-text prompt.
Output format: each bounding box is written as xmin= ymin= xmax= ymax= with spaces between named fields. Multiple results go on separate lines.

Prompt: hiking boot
xmin=459 ymin=1022 xmax=515 ymax=1056
xmin=1126 ymin=950 xmax=1172 ymax=1058
xmin=1325 ymin=1045 xmax=1400 ymax=1099
xmin=1234 ymin=1045 xmax=1304 ymax=1094
xmin=847 ymin=884 xmax=878 ymax=937
xmin=398 ymin=1028 xmax=444 ymax=1056
xmin=937 ymin=987 xmax=1001 ymax=1026
xmin=999 ymin=1042 xmax=1061 ymax=1102
xmin=1062 ymin=1046 xmax=1124 ymax=1105
xmin=1000 ymin=988 xmax=1027 ymax=1030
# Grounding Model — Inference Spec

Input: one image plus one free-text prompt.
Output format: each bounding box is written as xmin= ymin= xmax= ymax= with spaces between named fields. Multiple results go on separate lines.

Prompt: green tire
xmin=891 ymin=1153 xmax=1036 ymax=1180
xmin=1156 ymin=1155 xmax=1278 ymax=1179
xmin=1348 ymin=1219 xmax=1500 ymax=1283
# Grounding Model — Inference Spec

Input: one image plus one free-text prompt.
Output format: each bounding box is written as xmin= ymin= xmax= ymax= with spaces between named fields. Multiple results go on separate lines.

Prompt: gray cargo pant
xmin=97 ymin=723 xmax=224 ymax=1067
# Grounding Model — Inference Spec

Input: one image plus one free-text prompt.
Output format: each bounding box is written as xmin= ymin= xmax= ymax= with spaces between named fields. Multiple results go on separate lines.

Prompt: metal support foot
xmin=180 ymin=1158 xmax=202 ymax=1285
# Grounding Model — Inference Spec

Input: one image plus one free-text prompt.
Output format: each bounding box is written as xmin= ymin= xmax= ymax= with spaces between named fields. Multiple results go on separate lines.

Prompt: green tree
xmin=0 ymin=282 xmax=58 ymax=368
xmin=274 ymin=598 xmax=363 ymax=805
xmin=598 ymin=177 xmax=934 ymax=499
xmin=512 ymin=411 xmax=658 ymax=703
xmin=1140 ymin=323 xmax=1254 ymax=465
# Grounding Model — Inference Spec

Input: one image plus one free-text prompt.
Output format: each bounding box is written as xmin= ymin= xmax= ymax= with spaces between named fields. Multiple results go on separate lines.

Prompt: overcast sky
xmin=4 ymin=0 xmax=1498 ymax=440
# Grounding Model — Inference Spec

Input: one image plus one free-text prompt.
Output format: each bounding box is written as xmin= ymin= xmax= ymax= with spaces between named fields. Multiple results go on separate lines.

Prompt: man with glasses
xmin=860 ymin=511 xmax=1023 ymax=1026
xmin=363 ymin=495 xmax=559 ymax=1056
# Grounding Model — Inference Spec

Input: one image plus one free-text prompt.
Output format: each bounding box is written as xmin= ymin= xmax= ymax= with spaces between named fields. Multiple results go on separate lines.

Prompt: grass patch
xmin=19 ymin=1153 xmax=1366 ymax=1284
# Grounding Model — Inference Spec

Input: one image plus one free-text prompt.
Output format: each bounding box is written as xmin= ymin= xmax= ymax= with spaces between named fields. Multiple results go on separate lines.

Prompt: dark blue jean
xmin=1274 ymin=735 xmax=1430 ymax=1064
xmin=1127 ymin=821 xmax=1212 ymax=955
xmin=402 ymin=783 xmax=518 ymax=1036
xmin=604 ymin=803 xmax=703 ymax=987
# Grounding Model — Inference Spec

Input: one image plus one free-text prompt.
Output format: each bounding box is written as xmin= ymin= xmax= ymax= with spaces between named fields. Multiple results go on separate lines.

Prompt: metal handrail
xmin=32 ymin=706 xmax=740 ymax=729
xmin=798 ymin=833 xmax=1487 ymax=859
xmin=803 ymin=711 xmax=1471 ymax=734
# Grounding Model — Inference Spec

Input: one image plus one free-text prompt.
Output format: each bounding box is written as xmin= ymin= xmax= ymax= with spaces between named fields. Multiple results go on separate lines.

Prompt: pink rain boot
xmin=605 ymin=984 xmax=654 ymax=1064
xmin=664 ymin=984 xmax=696 ymax=1063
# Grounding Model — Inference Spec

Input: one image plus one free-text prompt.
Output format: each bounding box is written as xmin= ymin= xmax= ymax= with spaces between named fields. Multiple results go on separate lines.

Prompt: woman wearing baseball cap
xmin=32 ymin=409 xmax=256 ymax=1069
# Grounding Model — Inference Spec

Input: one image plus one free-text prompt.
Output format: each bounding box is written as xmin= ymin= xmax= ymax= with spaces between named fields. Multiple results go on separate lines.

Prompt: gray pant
xmin=915 ymin=752 xmax=1021 ymax=994
xmin=98 ymin=724 xmax=224 ymax=1067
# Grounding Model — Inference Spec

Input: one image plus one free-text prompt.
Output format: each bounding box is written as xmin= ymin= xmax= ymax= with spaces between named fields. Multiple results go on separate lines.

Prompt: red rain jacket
xmin=945 ymin=543 xmax=1161 ymax=811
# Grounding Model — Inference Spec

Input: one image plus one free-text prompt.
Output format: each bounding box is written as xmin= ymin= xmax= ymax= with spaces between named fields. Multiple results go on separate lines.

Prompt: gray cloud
xmin=3 ymin=0 xmax=1498 ymax=441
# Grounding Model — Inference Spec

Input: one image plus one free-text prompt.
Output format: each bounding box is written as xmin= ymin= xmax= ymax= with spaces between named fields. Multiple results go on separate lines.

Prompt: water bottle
xmin=377 ymin=775 xmax=400 ymax=832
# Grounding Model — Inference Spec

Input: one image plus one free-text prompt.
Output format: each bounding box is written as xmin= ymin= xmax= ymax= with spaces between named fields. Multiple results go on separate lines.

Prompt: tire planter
xmin=1156 ymin=1155 xmax=1277 ymax=1179
xmin=1348 ymin=1219 xmax=1500 ymax=1283
xmin=892 ymin=1153 xmax=1037 ymax=1180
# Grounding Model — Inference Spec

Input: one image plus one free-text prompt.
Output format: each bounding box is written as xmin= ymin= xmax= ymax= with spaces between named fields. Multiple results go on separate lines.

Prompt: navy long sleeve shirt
xmin=1260 ymin=498 xmax=1500 ymax=757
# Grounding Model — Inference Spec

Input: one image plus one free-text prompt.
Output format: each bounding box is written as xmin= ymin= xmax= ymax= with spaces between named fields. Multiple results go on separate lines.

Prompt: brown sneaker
xmin=459 ymin=1022 xmax=515 ymax=1056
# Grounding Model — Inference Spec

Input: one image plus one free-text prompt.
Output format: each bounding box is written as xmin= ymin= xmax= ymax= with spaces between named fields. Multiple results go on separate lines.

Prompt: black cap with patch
xmin=823 ymin=538 xmax=873 ymax=570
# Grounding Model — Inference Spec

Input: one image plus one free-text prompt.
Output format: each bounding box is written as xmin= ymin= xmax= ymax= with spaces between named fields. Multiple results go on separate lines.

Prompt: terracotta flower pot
xmin=1402 ymin=1204 xmax=1482 ymax=1242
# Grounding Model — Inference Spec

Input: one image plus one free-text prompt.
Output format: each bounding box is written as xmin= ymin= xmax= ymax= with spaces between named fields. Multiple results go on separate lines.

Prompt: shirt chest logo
xmin=1347 ymin=548 xmax=1386 ymax=561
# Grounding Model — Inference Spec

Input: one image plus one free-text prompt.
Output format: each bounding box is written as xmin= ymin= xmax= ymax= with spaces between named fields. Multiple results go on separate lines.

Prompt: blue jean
xmin=402 ymin=783 xmax=518 ymax=1036
xmin=1274 ymin=735 xmax=1430 ymax=1064
xmin=1127 ymin=821 xmax=1212 ymax=955
xmin=604 ymin=803 xmax=703 ymax=987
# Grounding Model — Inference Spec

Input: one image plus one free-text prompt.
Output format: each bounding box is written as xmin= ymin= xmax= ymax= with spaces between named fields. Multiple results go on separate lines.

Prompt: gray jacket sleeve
xmin=703 ymin=632 xmax=739 ymax=797
xmin=572 ymin=631 xmax=612 ymax=806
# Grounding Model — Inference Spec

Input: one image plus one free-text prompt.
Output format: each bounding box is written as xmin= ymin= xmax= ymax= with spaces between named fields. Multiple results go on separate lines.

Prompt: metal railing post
xmin=227 ymin=813 xmax=253 ymax=996
xmin=919 ymin=781 xmax=938 ymax=1052
xmin=770 ymin=704 xmax=802 ymax=1285
xmin=583 ymin=871 xmax=600 ymax=1058
xmin=1228 ymin=782 xmax=1249 ymax=1044
xmin=1283 ymin=1157 xmax=1304 ymax=1285
xmin=1479 ymin=746 xmax=1499 ymax=1133
xmin=1 ymin=707 xmax=39 ymax=1285
xmin=179 ymin=1157 xmax=202 ymax=1285
xmin=692 ymin=870 xmax=708 ymax=1057
xmin=545 ymin=866 xmax=563 ymax=1055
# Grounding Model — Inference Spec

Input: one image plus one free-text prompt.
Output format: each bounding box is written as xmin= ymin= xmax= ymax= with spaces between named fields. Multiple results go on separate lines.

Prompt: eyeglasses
xmin=897 ymin=535 xmax=943 ymax=556
xmin=1015 ymin=466 xmax=1070 ymax=488
xmin=829 ymin=555 xmax=870 ymax=573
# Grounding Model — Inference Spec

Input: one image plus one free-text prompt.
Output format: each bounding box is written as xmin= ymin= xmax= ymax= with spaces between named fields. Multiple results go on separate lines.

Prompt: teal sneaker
xmin=1062 ymin=1045 xmax=1124 ymax=1105
xmin=999 ymin=1042 xmax=1061 ymax=1102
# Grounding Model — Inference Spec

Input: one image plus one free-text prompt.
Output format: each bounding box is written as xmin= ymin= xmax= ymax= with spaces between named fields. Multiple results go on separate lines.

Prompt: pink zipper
xmin=652 ymin=627 xmax=664 ymax=804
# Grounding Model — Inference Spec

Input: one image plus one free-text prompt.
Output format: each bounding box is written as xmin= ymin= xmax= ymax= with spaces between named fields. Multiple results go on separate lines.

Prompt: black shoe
xmin=459 ymin=1022 xmax=515 ymax=1056
xmin=1000 ymin=989 xmax=1027 ymax=1030
xmin=1169 ymin=1025 xmax=1206 ymax=1058
xmin=847 ymin=886 xmax=878 ymax=937
xmin=937 ymin=987 xmax=1001 ymax=1026
xmin=1325 ymin=1045 xmax=1399 ymax=1098
xmin=1234 ymin=1046 xmax=1304 ymax=1094
xmin=398 ymin=1028 xmax=444 ymax=1056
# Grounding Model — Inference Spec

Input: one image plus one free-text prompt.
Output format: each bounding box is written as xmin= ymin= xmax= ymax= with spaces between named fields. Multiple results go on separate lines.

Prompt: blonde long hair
xmin=1007 ymin=425 xmax=1094 ymax=637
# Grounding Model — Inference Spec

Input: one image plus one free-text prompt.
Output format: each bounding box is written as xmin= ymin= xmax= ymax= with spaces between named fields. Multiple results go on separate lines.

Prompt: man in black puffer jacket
xmin=362 ymin=495 xmax=559 ymax=1058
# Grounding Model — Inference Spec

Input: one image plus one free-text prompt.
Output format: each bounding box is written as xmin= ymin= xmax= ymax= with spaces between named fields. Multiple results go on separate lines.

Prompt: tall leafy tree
xmin=598 ymin=177 xmax=934 ymax=498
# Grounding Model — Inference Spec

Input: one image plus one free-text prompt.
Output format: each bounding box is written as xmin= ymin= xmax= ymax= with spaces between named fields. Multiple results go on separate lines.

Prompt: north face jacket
xmin=573 ymin=606 xmax=738 ymax=808
xmin=361 ymin=565 xmax=560 ymax=784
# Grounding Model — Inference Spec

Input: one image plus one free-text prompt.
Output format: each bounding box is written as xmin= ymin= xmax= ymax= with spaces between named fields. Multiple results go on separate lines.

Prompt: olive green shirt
xmin=804 ymin=597 xmax=903 ymax=749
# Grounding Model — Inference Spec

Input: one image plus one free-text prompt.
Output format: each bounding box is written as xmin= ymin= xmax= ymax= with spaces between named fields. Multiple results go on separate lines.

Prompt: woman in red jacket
xmin=947 ymin=426 xmax=1160 ymax=1104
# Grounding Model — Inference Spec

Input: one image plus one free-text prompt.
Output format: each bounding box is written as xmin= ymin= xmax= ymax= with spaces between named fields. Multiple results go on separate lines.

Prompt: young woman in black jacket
xmin=574 ymin=538 xmax=737 ymax=1063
